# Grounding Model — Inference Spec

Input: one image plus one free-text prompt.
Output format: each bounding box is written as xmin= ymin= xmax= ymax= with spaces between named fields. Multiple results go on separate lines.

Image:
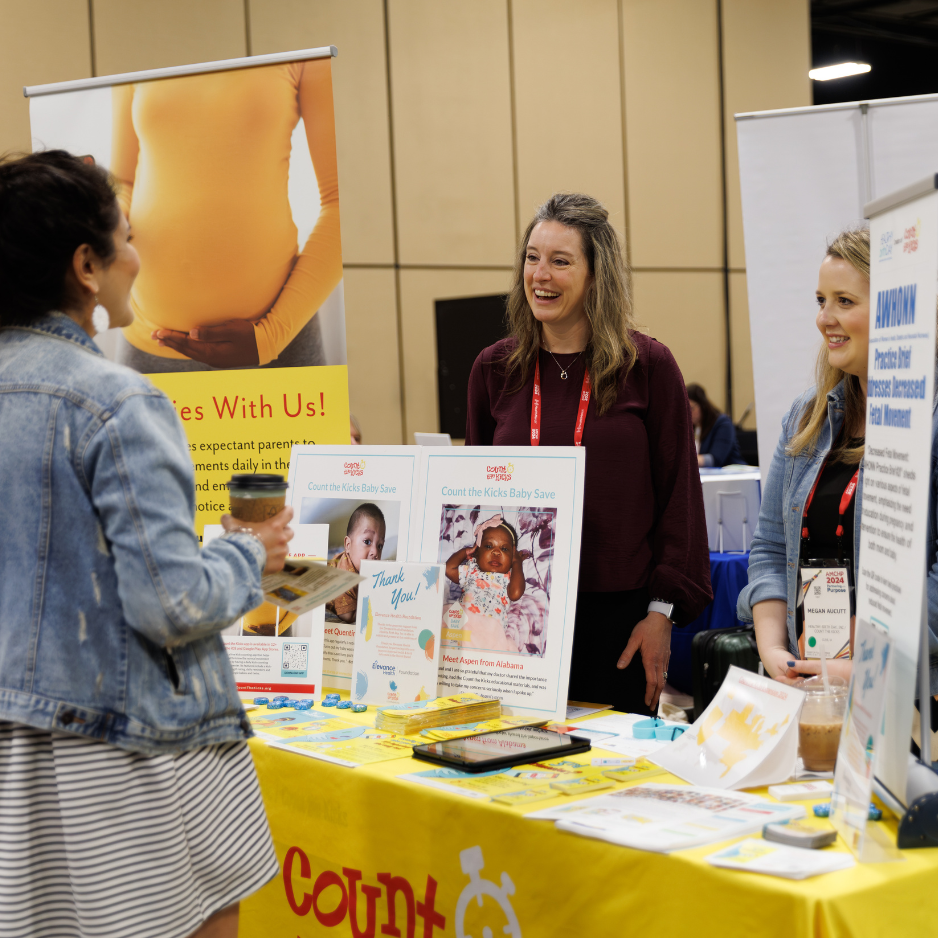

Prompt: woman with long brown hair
xmin=465 ymin=193 xmax=711 ymax=715
xmin=738 ymin=228 xmax=870 ymax=683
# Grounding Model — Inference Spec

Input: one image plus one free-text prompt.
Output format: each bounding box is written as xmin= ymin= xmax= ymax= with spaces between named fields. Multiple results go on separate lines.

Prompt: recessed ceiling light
xmin=809 ymin=62 xmax=872 ymax=81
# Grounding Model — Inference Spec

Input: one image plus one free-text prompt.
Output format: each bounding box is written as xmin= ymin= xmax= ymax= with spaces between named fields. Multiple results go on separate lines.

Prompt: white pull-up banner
xmin=861 ymin=177 xmax=938 ymax=806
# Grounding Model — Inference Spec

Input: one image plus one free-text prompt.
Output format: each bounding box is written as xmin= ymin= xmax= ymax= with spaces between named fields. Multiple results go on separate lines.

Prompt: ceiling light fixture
xmin=809 ymin=62 xmax=872 ymax=81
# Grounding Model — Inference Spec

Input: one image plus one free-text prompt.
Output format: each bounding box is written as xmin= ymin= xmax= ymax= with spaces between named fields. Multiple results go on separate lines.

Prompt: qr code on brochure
xmin=281 ymin=642 xmax=308 ymax=677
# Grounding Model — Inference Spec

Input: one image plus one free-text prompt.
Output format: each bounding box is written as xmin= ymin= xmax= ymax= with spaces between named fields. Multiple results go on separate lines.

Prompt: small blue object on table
xmin=668 ymin=551 xmax=750 ymax=696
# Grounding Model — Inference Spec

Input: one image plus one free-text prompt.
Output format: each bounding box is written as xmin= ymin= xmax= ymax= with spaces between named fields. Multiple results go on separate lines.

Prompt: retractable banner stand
xmin=860 ymin=177 xmax=938 ymax=809
xmin=26 ymin=48 xmax=352 ymax=700
xmin=25 ymin=47 xmax=351 ymax=536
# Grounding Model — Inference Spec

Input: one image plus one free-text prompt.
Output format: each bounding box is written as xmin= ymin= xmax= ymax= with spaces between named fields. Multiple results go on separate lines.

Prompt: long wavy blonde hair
xmin=503 ymin=193 xmax=637 ymax=416
xmin=788 ymin=227 xmax=869 ymax=465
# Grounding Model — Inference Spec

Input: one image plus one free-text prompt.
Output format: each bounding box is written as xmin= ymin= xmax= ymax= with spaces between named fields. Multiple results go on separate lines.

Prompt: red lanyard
xmin=530 ymin=359 xmax=591 ymax=446
xmin=801 ymin=463 xmax=860 ymax=542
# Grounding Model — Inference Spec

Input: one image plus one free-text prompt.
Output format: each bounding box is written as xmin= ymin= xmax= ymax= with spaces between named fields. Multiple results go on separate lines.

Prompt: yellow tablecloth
xmin=239 ymin=707 xmax=938 ymax=938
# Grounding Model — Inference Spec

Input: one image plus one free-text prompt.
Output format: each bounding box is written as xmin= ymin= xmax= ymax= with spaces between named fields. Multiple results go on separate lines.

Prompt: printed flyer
xmin=351 ymin=561 xmax=445 ymax=706
xmin=527 ymin=784 xmax=805 ymax=853
xmin=652 ymin=667 xmax=805 ymax=790
xmin=286 ymin=446 xmax=423 ymax=688
xmin=411 ymin=447 xmax=585 ymax=722
xmin=205 ymin=523 xmax=326 ymax=696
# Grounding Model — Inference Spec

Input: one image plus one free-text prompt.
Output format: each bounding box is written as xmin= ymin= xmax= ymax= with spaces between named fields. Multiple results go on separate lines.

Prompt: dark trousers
xmin=566 ymin=588 xmax=655 ymax=717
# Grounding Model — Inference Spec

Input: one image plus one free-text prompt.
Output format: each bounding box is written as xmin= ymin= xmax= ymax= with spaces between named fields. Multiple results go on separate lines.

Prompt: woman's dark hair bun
xmin=0 ymin=149 xmax=120 ymax=326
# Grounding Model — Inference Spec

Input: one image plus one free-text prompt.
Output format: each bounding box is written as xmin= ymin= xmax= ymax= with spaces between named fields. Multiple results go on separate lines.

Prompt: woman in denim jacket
xmin=738 ymin=229 xmax=870 ymax=685
xmin=0 ymin=152 xmax=294 ymax=938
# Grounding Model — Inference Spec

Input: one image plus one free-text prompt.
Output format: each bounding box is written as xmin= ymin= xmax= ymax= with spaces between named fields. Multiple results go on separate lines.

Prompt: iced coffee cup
xmin=227 ymin=473 xmax=288 ymax=523
xmin=797 ymin=676 xmax=848 ymax=772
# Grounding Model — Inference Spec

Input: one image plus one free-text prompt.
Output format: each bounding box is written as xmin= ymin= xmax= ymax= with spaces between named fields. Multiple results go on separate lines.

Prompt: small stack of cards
xmin=376 ymin=694 xmax=501 ymax=735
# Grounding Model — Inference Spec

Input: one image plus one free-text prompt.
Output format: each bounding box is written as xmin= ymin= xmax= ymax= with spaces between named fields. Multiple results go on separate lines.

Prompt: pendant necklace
xmin=545 ymin=347 xmax=584 ymax=380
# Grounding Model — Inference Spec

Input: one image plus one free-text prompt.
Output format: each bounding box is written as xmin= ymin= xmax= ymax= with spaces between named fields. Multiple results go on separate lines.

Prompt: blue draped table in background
xmin=668 ymin=551 xmax=750 ymax=695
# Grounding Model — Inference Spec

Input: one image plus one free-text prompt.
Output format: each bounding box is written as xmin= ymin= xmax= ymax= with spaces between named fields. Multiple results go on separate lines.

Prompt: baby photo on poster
xmin=439 ymin=505 xmax=555 ymax=657
xmin=299 ymin=497 xmax=400 ymax=623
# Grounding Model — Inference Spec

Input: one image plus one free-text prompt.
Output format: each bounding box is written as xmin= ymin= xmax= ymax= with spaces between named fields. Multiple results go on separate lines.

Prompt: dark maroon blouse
xmin=465 ymin=334 xmax=712 ymax=623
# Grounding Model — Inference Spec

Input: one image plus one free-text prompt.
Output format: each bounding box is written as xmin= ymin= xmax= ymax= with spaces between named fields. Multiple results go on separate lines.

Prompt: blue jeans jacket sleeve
xmin=84 ymin=388 xmax=266 ymax=648
xmin=737 ymin=401 xmax=800 ymax=623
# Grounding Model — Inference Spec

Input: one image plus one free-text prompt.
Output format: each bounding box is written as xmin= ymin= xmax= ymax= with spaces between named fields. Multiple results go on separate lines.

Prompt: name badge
xmin=799 ymin=561 xmax=852 ymax=659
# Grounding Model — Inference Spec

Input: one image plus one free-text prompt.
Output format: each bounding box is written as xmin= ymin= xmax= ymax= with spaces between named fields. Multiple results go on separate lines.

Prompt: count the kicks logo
xmin=455 ymin=846 xmax=522 ymax=938
xmin=903 ymin=219 xmax=921 ymax=254
xmin=486 ymin=462 xmax=514 ymax=482
xmin=343 ymin=459 xmax=366 ymax=477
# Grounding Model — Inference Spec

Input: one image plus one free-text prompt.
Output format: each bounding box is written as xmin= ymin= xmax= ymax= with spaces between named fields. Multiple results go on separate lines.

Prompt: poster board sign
xmin=830 ymin=618 xmax=897 ymax=861
xmin=286 ymin=446 xmax=423 ymax=689
xmin=411 ymin=447 xmax=585 ymax=723
xmin=206 ymin=523 xmax=326 ymax=697
xmin=862 ymin=181 xmax=938 ymax=806
xmin=351 ymin=561 xmax=445 ymax=706
xmin=26 ymin=48 xmax=352 ymax=536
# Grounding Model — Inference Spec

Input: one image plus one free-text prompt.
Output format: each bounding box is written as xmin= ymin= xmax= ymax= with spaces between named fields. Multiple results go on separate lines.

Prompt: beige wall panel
xmin=621 ymin=0 xmax=723 ymax=269
xmin=388 ymin=0 xmax=516 ymax=266
xmin=512 ymin=0 xmax=625 ymax=248
xmin=343 ymin=267 xmax=403 ymax=444
xmin=399 ymin=268 xmax=513 ymax=441
xmin=0 ymin=1 xmax=91 ymax=154
xmin=93 ymin=0 xmax=246 ymax=75
xmin=249 ymin=0 xmax=395 ymax=265
xmin=722 ymin=0 xmax=811 ymax=269
xmin=632 ymin=269 xmax=725 ymax=409
xmin=729 ymin=271 xmax=755 ymax=427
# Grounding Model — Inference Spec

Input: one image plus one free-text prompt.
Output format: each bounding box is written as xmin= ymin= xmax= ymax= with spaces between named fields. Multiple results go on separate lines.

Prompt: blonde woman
xmin=465 ymin=193 xmax=711 ymax=714
xmin=739 ymin=229 xmax=872 ymax=684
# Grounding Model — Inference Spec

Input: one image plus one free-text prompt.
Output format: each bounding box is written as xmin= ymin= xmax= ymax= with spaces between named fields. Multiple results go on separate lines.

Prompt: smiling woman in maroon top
xmin=465 ymin=193 xmax=711 ymax=715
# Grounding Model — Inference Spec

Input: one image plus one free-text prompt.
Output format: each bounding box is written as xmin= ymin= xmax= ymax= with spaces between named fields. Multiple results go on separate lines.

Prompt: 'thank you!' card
xmin=351 ymin=561 xmax=445 ymax=706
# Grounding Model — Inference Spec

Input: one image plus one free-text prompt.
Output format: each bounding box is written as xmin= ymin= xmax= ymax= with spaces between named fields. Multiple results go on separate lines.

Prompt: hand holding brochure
xmin=261 ymin=558 xmax=363 ymax=615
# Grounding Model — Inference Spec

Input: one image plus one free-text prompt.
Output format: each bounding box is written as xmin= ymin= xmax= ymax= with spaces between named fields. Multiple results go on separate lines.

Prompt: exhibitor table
xmin=239 ymin=708 xmax=938 ymax=938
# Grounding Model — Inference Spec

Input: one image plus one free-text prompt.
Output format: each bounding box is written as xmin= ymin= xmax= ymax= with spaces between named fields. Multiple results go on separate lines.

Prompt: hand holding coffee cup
xmin=222 ymin=507 xmax=294 ymax=575
xmin=223 ymin=474 xmax=294 ymax=575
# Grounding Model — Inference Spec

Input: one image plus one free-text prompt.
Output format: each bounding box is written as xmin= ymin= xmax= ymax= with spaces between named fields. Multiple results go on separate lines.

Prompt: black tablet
xmin=411 ymin=726 xmax=592 ymax=773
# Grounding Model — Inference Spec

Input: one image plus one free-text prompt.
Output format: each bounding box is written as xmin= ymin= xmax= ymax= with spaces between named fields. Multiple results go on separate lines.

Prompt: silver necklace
xmin=545 ymin=348 xmax=584 ymax=380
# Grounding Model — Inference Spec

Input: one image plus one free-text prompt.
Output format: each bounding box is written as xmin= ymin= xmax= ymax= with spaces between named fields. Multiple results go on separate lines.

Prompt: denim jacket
xmin=739 ymin=380 xmax=938 ymax=694
xmin=0 ymin=315 xmax=266 ymax=754
xmin=737 ymin=382 xmax=861 ymax=654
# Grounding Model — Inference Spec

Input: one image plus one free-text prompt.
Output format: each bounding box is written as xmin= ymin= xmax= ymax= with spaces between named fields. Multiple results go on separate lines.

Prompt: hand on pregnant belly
xmin=153 ymin=319 xmax=260 ymax=367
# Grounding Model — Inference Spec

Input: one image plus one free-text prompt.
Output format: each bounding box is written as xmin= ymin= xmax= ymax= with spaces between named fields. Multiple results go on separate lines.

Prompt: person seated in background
xmin=350 ymin=413 xmax=362 ymax=445
xmin=687 ymin=383 xmax=744 ymax=467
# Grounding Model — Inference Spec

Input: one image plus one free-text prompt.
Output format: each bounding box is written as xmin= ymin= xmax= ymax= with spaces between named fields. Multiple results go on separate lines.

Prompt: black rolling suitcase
xmin=691 ymin=625 xmax=761 ymax=719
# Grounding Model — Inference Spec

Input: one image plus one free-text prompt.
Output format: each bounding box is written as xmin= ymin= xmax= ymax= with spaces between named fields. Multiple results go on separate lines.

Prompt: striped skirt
xmin=0 ymin=721 xmax=279 ymax=938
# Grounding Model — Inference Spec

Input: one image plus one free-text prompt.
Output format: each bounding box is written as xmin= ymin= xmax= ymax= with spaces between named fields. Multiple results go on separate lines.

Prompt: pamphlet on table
xmin=705 ymin=838 xmax=854 ymax=879
xmin=350 ymin=560 xmax=444 ymax=705
xmin=652 ymin=666 xmax=805 ymax=790
xmin=285 ymin=446 xmax=423 ymax=688
xmin=525 ymin=783 xmax=805 ymax=852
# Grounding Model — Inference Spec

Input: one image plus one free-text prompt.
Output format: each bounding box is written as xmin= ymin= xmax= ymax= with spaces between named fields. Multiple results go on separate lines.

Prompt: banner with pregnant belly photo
xmin=25 ymin=48 xmax=351 ymax=534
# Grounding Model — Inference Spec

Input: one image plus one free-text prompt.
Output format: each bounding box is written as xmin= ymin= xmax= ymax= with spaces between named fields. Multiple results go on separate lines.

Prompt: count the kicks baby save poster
xmin=411 ymin=447 xmax=585 ymax=723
